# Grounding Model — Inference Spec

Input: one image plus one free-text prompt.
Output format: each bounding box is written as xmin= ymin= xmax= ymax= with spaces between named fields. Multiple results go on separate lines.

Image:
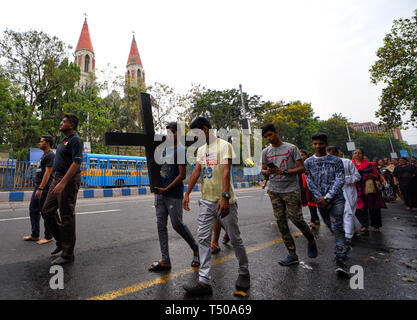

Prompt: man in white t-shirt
xmin=182 ymin=117 xmax=250 ymax=296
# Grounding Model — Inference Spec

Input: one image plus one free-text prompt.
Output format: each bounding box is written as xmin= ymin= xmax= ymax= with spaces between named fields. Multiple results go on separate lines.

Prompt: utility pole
xmin=388 ymin=136 xmax=395 ymax=153
xmin=345 ymin=122 xmax=352 ymax=142
xmin=239 ymin=84 xmax=254 ymax=168
xmin=86 ymin=112 xmax=90 ymax=143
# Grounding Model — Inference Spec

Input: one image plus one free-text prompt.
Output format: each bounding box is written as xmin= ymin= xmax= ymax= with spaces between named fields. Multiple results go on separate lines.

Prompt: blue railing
xmin=0 ymin=159 xmax=262 ymax=192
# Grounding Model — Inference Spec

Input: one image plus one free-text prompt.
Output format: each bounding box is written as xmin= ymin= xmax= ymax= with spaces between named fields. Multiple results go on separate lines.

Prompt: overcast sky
xmin=1 ymin=0 xmax=416 ymax=144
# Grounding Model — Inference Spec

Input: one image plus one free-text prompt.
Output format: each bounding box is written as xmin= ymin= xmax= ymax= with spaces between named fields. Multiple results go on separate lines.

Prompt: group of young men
xmin=24 ymin=115 xmax=355 ymax=296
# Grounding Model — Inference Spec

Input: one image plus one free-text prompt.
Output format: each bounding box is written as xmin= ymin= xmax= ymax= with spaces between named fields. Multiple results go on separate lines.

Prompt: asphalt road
xmin=0 ymin=188 xmax=416 ymax=300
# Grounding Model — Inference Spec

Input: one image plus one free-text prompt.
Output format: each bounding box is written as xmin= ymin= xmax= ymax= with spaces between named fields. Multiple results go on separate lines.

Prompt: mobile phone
xmin=267 ymin=162 xmax=277 ymax=169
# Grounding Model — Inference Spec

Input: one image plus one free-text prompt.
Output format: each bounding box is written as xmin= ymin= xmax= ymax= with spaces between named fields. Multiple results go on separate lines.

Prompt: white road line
xmin=0 ymin=209 xmax=121 ymax=222
xmin=0 ymin=189 xmax=262 ymax=212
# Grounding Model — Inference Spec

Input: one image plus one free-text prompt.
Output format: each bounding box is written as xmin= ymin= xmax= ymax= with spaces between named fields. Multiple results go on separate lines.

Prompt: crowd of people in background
xmin=260 ymin=123 xmax=417 ymax=277
xmin=297 ymin=146 xmax=417 ymax=236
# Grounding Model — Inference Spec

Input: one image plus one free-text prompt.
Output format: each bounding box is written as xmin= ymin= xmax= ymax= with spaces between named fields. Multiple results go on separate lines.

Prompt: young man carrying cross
xmin=182 ymin=117 xmax=250 ymax=295
xmin=148 ymin=122 xmax=200 ymax=271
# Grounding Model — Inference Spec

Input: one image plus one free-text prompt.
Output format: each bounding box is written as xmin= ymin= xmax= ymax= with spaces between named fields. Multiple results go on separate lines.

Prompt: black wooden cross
xmin=104 ymin=92 xmax=199 ymax=192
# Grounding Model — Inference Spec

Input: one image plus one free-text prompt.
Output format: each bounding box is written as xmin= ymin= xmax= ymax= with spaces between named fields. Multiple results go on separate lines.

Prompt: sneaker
xmin=335 ymin=258 xmax=350 ymax=278
xmin=307 ymin=241 xmax=318 ymax=258
xmin=210 ymin=244 xmax=220 ymax=254
xmin=279 ymin=255 xmax=299 ymax=266
xmin=183 ymin=282 xmax=213 ymax=295
xmin=235 ymin=274 xmax=250 ymax=290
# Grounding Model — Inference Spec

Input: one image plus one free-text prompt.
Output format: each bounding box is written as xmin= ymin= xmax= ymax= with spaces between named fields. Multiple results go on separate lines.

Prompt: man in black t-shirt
xmin=148 ymin=122 xmax=200 ymax=272
xmin=23 ymin=136 xmax=55 ymax=244
xmin=43 ymin=114 xmax=83 ymax=265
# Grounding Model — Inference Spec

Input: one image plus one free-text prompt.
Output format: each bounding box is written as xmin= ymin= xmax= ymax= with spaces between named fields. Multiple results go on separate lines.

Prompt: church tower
xmin=75 ymin=18 xmax=95 ymax=89
xmin=125 ymin=34 xmax=145 ymax=87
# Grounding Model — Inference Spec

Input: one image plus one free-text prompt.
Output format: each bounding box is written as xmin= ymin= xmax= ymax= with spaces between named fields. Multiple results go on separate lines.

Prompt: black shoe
xmin=51 ymin=256 xmax=74 ymax=266
xmin=307 ymin=241 xmax=318 ymax=258
xmin=235 ymin=274 xmax=250 ymax=290
xmin=183 ymin=282 xmax=213 ymax=295
xmin=334 ymin=258 xmax=350 ymax=278
xmin=51 ymin=246 xmax=62 ymax=255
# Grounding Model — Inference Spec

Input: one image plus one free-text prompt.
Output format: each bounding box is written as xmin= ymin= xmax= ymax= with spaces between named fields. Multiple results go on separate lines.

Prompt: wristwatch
xmin=38 ymin=187 xmax=44 ymax=191
xmin=282 ymin=169 xmax=289 ymax=175
xmin=222 ymin=192 xmax=231 ymax=200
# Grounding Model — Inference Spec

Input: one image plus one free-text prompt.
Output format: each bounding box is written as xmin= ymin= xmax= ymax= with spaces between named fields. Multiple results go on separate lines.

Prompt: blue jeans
xmin=319 ymin=196 xmax=347 ymax=260
xmin=29 ymin=188 xmax=52 ymax=239
xmin=155 ymin=194 xmax=199 ymax=263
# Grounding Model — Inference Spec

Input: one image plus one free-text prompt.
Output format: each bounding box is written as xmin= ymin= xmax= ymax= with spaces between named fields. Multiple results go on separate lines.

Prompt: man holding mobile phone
xmin=261 ymin=123 xmax=318 ymax=266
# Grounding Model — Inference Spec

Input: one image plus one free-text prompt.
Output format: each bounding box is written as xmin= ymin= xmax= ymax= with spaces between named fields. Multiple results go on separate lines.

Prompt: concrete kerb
xmin=0 ymin=182 xmax=258 ymax=203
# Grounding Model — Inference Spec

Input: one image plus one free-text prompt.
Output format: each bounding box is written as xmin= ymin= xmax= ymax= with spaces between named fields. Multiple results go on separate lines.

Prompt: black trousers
xmin=29 ymin=188 xmax=52 ymax=239
xmin=42 ymin=172 xmax=81 ymax=258
xmin=355 ymin=208 xmax=382 ymax=229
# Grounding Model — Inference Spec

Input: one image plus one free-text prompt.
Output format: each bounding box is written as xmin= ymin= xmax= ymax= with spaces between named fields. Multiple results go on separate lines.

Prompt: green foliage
xmin=354 ymin=131 xmax=411 ymax=160
xmin=317 ymin=114 xmax=356 ymax=155
xmin=190 ymin=87 xmax=264 ymax=130
xmin=262 ymin=101 xmax=318 ymax=151
xmin=370 ymin=10 xmax=417 ymax=128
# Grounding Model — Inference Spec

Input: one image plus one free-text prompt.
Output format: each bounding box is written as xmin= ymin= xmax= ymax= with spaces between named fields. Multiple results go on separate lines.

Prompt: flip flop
xmin=191 ymin=255 xmax=200 ymax=267
xmin=37 ymin=238 xmax=53 ymax=245
xmin=23 ymin=235 xmax=40 ymax=241
xmin=148 ymin=261 xmax=171 ymax=272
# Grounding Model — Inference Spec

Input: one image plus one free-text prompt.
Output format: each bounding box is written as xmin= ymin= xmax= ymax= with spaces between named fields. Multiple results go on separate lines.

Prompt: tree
xmin=317 ymin=114 xmax=356 ymax=155
xmin=370 ymin=10 xmax=417 ymax=128
xmin=0 ymin=30 xmax=79 ymax=158
xmin=189 ymin=87 xmax=264 ymax=130
xmin=354 ymin=131 xmax=411 ymax=160
xmin=148 ymin=82 xmax=189 ymax=133
xmin=262 ymin=101 xmax=318 ymax=151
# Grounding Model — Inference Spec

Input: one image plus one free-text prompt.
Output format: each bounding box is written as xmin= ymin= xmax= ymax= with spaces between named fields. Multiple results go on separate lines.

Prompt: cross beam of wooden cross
xmin=104 ymin=92 xmax=199 ymax=192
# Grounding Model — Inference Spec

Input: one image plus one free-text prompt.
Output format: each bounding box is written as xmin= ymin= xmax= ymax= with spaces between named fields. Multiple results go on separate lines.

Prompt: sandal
xmin=210 ymin=244 xmax=220 ymax=254
xmin=148 ymin=261 xmax=171 ymax=272
xmin=191 ymin=255 xmax=200 ymax=267
xmin=23 ymin=235 xmax=40 ymax=241
xmin=222 ymin=233 xmax=230 ymax=244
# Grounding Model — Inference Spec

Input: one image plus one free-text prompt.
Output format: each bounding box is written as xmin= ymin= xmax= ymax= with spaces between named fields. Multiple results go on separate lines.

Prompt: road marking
xmin=0 ymin=209 xmax=121 ymax=222
xmin=86 ymin=231 xmax=303 ymax=300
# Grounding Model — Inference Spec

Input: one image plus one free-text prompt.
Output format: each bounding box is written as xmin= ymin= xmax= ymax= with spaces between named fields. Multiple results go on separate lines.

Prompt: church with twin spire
xmin=74 ymin=17 xmax=145 ymax=89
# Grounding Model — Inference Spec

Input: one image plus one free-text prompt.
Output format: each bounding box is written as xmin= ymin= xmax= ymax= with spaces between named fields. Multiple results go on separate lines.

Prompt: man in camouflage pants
xmin=261 ymin=123 xmax=318 ymax=266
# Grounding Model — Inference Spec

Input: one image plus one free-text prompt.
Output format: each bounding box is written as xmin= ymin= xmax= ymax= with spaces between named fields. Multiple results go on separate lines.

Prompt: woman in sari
xmin=352 ymin=149 xmax=386 ymax=233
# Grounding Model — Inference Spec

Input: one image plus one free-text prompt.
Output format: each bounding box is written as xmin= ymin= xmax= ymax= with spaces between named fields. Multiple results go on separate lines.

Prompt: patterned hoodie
xmin=304 ymin=154 xmax=345 ymax=202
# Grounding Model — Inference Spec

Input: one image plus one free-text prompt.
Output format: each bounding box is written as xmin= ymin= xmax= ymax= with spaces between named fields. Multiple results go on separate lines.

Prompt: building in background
xmin=75 ymin=18 xmax=95 ymax=89
xmin=74 ymin=18 xmax=146 ymax=90
xmin=350 ymin=122 xmax=403 ymax=141
xmin=125 ymin=34 xmax=145 ymax=87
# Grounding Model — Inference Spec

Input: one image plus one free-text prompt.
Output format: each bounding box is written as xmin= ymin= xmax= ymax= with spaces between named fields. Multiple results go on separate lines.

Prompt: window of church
xmin=137 ymin=69 xmax=141 ymax=78
xmin=84 ymin=55 xmax=90 ymax=73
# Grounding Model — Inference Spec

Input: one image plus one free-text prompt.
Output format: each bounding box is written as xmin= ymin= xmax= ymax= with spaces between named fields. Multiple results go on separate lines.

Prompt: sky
xmin=1 ymin=0 xmax=416 ymax=144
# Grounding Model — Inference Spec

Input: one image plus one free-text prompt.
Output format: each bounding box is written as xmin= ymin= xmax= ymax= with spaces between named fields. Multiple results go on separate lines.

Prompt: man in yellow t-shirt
xmin=182 ymin=117 xmax=250 ymax=295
